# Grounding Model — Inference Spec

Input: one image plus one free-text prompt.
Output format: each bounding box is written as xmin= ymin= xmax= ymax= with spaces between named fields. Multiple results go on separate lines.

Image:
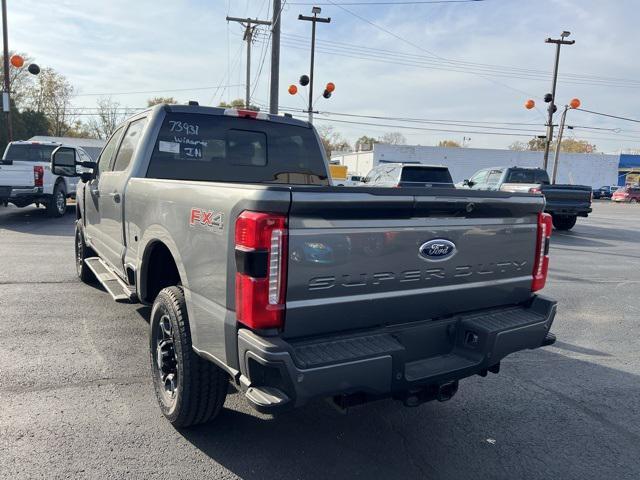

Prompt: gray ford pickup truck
xmin=51 ymin=104 xmax=557 ymax=427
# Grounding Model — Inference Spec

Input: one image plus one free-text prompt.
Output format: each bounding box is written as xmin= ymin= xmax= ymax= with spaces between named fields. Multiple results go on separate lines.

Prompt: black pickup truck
xmin=463 ymin=167 xmax=592 ymax=230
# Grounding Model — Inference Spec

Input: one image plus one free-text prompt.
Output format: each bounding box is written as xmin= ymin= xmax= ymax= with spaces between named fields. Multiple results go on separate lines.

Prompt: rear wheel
xmin=150 ymin=286 xmax=228 ymax=428
xmin=46 ymin=182 xmax=67 ymax=217
xmin=552 ymin=214 xmax=577 ymax=231
xmin=630 ymin=198 xmax=638 ymax=204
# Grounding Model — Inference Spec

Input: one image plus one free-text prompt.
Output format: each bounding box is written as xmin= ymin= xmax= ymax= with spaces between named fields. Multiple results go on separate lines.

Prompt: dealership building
xmin=332 ymin=144 xmax=622 ymax=188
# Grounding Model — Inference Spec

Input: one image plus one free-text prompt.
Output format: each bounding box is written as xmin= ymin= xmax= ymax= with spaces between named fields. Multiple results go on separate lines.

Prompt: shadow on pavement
xmin=179 ymin=348 xmax=640 ymax=480
xmin=0 ymin=204 xmax=76 ymax=236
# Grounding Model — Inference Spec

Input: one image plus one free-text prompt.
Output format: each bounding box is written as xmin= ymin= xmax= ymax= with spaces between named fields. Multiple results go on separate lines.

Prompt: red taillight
xmin=532 ymin=212 xmax=552 ymax=292
xmin=529 ymin=187 xmax=541 ymax=194
xmin=235 ymin=211 xmax=287 ymax=330
xmin=33 ymin=166 xmax=44 ymax=187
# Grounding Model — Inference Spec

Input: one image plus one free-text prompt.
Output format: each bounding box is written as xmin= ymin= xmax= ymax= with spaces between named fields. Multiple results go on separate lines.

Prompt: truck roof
xmin=9 ymin=140 xmax=88 ymax=150
xmin=378 ymin=162 xmax=448 ymax=169
xmin=161 ymin=104 xmax=311 ymax=129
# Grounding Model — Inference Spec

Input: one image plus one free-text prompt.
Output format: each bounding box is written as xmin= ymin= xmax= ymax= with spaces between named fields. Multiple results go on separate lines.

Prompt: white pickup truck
xmin=0 ymin=140 xmax=93 ymax=217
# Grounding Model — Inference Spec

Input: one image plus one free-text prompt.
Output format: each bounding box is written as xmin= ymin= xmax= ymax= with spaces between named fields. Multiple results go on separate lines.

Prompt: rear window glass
xmin=4 ymin=144 xmax=57 ymax=162
xmin=506 ymin=169 xmax=537 ymax=183
xmin=146 ymin=113 xmax=328 ymax=185
xmin=400 ymin=167 xmax=453 ymax=185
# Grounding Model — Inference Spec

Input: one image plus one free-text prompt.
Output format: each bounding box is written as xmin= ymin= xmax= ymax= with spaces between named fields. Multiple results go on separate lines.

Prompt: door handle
xmin=110 ymin=192 xmax=121 ymax=203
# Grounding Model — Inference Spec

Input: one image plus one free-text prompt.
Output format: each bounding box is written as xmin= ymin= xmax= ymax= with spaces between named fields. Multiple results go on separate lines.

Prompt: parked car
xmin=612 ymin=185 xmax=640 ymax=203
xmin=363 ymin=163 xmax=454 ymax=188
xmin=335 ymin=174 xmax=364 ymax=187
xmin=463 ymin=166 xmax=592 ymax=230
xmin=52 ymin=104 xmax=557 ymax=427
xmin=593 ymin=185 xmax=619 ymax=199
xmin=0 ymin=140 xmax=92 ymax=216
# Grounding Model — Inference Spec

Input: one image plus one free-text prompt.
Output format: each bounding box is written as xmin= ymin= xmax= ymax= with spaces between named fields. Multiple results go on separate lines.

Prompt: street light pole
xmin=1 ymin=0 xmax=12 ymax=142
xmin=542 ymin=31 xmax=575 ymax=171
xmin=298 ymin=7 xmax=330 ymax=123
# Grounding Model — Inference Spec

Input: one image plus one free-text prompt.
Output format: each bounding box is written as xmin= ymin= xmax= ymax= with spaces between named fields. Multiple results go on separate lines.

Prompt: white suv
xmin=0 ymin=141 xmax=93 ymax=217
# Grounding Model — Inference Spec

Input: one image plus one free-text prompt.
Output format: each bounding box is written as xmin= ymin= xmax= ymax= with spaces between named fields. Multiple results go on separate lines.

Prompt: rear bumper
xmin=236 ymin=295 xmax=557 ymax=413
xmin=1 ymin=186 xmax=42 ymax=198
xmin=545 ymin=204 xmax=592 ymax=217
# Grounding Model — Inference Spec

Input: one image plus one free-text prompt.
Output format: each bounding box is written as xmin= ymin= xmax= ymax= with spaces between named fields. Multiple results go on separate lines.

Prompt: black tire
xmin=150 ymin=286 xmax=228 ymax=428
xmin=630 ymin=198 xmax=638 ymax=204
xmin=75 ymin=221 xmax=96 ymax=283
xmin=552 ymin=214 xmax=577 ymax=231
xmin=46 ymin=181 xmax=67 ymax=217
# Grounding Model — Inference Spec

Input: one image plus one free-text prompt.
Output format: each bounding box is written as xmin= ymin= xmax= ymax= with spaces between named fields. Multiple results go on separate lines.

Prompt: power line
xmin=257 ymin=32 xmax=640 ymax=89
xmin=574 ymin=108 xmax=640 ymax=124
xmin=75 ymin=84 xmax=245 ymax=97
xmin=304 ymin=115 xmax=544 ymax=137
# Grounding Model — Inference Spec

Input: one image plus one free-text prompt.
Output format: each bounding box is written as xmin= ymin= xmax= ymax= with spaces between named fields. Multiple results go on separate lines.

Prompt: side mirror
xmin=51 ymin=147 xmax=97 ymax=178
xmin=463 ymin=179 xmax=472 ymax=187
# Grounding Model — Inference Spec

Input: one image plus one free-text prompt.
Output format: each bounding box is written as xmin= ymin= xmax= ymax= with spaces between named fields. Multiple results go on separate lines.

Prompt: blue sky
xmin=9 ymin=0 xmax=640 ymax=152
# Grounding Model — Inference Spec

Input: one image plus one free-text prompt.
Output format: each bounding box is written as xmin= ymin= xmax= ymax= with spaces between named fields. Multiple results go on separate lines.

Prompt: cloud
xmin=8 ymin=0 xmax=640 ymax=151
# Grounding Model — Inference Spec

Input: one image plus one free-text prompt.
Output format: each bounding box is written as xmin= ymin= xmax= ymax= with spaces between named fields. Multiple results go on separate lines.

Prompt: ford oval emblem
xmin=419 ymin=239 xmax=456 ymax=261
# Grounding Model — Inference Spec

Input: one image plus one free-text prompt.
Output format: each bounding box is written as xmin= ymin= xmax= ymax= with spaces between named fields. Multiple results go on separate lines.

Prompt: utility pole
xmin=226 ymin=16 xmax=271 ymax=109
xmin=551 ymin=104 xmax=569 ymax=185
xmin=269 ymin=0 xmax=281 ymax=115
xmin=542 ymin=31 xmax=574 ymax=171
xmin=1 ymin=0 xmax=12 ymax=142
xmin=298 ymin=6 xmax=330 ymax=123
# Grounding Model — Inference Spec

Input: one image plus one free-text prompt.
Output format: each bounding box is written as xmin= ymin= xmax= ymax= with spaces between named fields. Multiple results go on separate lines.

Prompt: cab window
xmin=97 ymin=127 xmax=125 ymax=174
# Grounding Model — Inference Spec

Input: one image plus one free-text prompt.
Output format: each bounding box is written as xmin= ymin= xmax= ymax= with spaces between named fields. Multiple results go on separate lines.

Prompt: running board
xmin=84 ymin=257 xmax=137 ymax=303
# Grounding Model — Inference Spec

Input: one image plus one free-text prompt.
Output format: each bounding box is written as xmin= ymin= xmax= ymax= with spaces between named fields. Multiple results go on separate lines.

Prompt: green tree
xmin=355 ymin=135 xmax=376 ymax=151
xmin=509 ymin=137 xmax=597 ymax=153
xmin=317 ymin=125 xmax=351 ymax=158
xmin=147 ymin=96 xmax=178 ymax=107
xmin=85 ymin=97 xmax=126 ymax=139
xmin=218 ymin=98 xmax=254 ymax=112
xmin=438 ymin=140 xmax=461 ymax=148
xmin=25 ymin=67 xmax=76 ymax=136
xmin=378 ymin=131 xmax=406 ymax=145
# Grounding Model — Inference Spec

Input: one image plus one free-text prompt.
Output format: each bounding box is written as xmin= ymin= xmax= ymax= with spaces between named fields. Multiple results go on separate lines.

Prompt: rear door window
xmin=146 ymin=113 xmax=328 ymax=185
xmin=400 ymin=167 xmax=453 ymax=185
xmin=98 ymin=127 xmax=125 ymax=174
xmin=506 ymin=169 xmax=536 ymax=183
xmin=4 ymin=144 xmax=57 ymax=162
xmin=534 ymin=169 xmax=550 ymax=184
xmin=112 ymin=118 xmax=148 ymax=172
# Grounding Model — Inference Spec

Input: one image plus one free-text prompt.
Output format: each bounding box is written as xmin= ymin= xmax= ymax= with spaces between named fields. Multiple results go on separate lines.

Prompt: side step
xmin=84 ymin=257 xmax=136 ymax=303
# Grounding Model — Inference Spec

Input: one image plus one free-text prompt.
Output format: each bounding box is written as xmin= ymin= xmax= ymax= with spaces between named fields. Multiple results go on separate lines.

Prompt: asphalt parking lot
xmin=1 ymin=201 xmax=639 ymax=480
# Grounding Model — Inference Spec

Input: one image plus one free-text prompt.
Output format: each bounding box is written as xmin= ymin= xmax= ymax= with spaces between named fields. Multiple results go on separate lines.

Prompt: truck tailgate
xmin=284 ymin=188 xmax=544 ymax=338
xmin=0 ymin=163 xmax=34 ymax=188
xmin=542 ymin=184 xmax=592 ymax=211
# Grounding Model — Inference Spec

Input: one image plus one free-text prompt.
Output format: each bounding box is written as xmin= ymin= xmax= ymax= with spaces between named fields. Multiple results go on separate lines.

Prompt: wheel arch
xmin=138 ymin=233 xmax=188 ymax=304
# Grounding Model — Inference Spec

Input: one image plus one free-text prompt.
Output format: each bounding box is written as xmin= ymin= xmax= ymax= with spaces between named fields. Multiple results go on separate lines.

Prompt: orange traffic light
xmin=288 ymin=84 xmax=298 ymax=95
xmin=524 ymin=99 xmax=535 ymax=110
xmin=325 ymin=82 xmax=335 ymax=93
xmin=10 ymin=54 xmax=24 ymax=68
xmin=569 ymin=98 xmax=581 ymax=109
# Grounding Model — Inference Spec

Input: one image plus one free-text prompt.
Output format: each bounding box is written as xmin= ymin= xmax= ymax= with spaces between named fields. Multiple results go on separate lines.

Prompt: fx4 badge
xmin=419 ymin=239 xmax=456 ymax=261
xmin=190 ymin=208 xmax=224 ymax=232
